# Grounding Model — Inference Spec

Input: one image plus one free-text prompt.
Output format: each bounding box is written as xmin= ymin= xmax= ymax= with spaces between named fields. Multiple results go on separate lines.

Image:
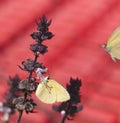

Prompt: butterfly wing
xmin=35 ymin=82 xmax=56 ymax=104
xmin=106 ymin=27 xmax=120 ymax=48
xmin=104 ymin=27 xmax=120 ymax=62
xmin=109 ymin=44 xmax=120 ymax=62
xmin=35 ymin=79 xmax=70 ymax=104
xmin=48 ymin=79 xmax=70 ymax=102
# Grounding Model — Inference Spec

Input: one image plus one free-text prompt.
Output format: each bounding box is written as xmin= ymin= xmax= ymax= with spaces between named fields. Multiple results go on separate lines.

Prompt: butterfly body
xmin=103 ymin=27 xmax=120 ymax=62
xmin=35 ymin=76 xmax=70 ymax=104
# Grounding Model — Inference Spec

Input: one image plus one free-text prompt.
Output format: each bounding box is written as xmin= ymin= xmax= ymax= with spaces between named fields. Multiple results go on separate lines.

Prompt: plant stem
xmin=17 ymin=111 xmax=23 ymax=123
xmin=61 ymin=114 xmax=67 ymax=123
xmin=33 ymin=53 xmax=39 ymax=64
xmin=60 ymin=101 xmax=72 ymax=123
xmin=17 ymin=54 xmax=39 ymax=123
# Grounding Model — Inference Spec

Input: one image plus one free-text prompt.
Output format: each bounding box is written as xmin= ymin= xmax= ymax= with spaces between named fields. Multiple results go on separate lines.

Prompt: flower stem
xmin=17 ymin=54 xmax=39 ymax=123
xmin=61 ymin=114 xmax=67 ymax=123
xmin=17 ymin=111 xmax=23 ymax=123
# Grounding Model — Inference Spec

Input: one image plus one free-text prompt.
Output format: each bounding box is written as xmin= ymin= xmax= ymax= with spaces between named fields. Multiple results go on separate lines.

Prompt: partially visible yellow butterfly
xmin=35 ymin=76 xmax=70 ymax=104
xmin=103 ymin=27 xmax=120 ymax=62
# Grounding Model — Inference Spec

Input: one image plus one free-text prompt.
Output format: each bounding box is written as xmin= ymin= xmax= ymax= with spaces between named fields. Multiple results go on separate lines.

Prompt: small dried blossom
xmin=31 ymin=32 xmax=53 ymax=43
xmin=25 ymin=98 xmax=36 ymax=113
xmin=53 ymin=78 xmax=83 ymax=120
xmin=37 ymin=16 xmax=52 ymax=34
xmin=12 ymin=97 xmax=36 ymax=113
xmin=4 ymin=75 xmax=21 ymax=114
xmin=30 ymin=16 xmax=54 ymax=55
xmin=30 ymin=44 xmax=48 ymax=54
xmin=18 ymin=77 xmax=37 ymax=93
xmin=18 ymin=59 xmax=43 ymax=72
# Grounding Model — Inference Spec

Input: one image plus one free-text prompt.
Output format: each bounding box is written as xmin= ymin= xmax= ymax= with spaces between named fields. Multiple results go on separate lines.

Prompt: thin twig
xmin=17 ymin=54 xmax=39 ymax=123
xmin=17 ymin=111 xmax=23 ymax=123
xmin=61 ymin=114 xmax=67 ymax=123
xmin=60 ymin=101 xmax=72 ymax=123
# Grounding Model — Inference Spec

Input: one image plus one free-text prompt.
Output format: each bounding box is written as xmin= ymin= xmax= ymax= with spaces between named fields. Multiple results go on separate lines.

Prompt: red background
xmin=0 ymin=0 xmax=120 ymax=123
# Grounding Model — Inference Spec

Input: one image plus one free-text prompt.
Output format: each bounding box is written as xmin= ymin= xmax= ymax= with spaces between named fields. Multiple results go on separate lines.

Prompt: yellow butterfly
xmin=103 ymin=27 xmax=120 ymax=62
xmin=35 ymin=76 xmax=70 ymax=104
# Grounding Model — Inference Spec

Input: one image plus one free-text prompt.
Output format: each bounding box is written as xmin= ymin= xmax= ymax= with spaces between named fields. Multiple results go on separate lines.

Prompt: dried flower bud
xmin=22 ymin=59 xmax=34 ymax=71
xmin=30 ymin=44 xmax=48 ymax=54
xmin=53 ymin=78 xmax=83 ymax=119
xmin=69 ymin=106 xmax=77 ymax=117
xmin=30 ymin=16 xmax=53 ymax=55
xmin=12 ymin=97 xmax=24 ymax=105
xmin=12 ymin=97 xmax=25 ymax=111
xmin=20 ymin=59 xmax=42 ymax=71
xmin=67 ymin=78 xmax=82 ymax=104
xmin=18 ymin=78 xmax=37 ymax=93
xmin=31 ymin=32 xmax=42 ymax=43
xmin=25 ymin=102 xmax=34 ymax=113
xmin=25 ymin=98 xmax=36 ymax=113
xmin=41 ymin=32 xmax=54 ymax=40
xmin=8 ymin=75 xmax=20 ymax=93
xmin=18 ymin=79 xmax=28 ymax=90
xmin=37 ymin=16 xmax=52 ymax=33
xmin=16 ymin=102 xmax=25 ymax=111
xmin=12 ymin=97 xmax=36 ymax=113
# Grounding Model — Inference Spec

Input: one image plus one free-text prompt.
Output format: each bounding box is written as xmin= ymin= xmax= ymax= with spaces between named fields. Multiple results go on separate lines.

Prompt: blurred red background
xmin=0 ymin=0 xmax=120 ymax=123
